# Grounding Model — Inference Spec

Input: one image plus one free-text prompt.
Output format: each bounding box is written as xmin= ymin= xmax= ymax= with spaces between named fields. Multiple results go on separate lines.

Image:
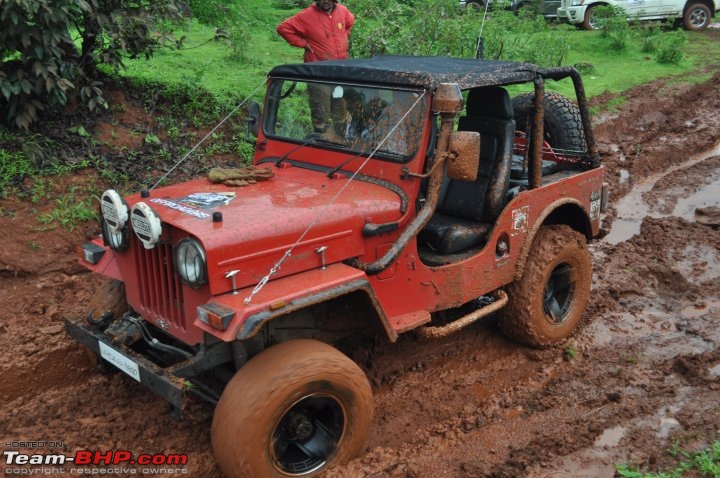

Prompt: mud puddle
xmin=605 ymin=140 xmax=720 ymax=244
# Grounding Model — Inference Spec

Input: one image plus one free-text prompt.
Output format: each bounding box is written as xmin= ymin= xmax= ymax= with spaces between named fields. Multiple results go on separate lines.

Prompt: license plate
xmin=99 ymin=342 xmax=141 ymax=382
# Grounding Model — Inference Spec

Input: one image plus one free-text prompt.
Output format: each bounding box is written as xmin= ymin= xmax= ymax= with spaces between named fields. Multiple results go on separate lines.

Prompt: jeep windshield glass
xmin=263 ymin=79 xmax=427 ymax=161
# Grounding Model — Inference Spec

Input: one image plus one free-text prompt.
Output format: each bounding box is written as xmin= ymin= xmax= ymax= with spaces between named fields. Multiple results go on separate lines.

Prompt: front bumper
xmin=556 ymin=6 xmax=584 ymax=22
xmin=65 ymin=317 xmax=230 ymax=408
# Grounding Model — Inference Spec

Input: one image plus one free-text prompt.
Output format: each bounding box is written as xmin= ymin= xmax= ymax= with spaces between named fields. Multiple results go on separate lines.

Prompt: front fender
xmin=78 ymin=238 xmax=123 ymax=281
xmin=194 ymin=263 xmax=394 ymax=342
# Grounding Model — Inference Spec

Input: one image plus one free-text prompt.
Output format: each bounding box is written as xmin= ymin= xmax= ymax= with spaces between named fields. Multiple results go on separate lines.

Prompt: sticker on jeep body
xmin=512 ymin=206 xmax=530 ymax=235
xmin=150 ymin=198 xmax=211 ymax=219
xmin=177 ymin=192 xmax=236 ymax=210
xmin=590 ymin=189 xmax=602 ymax=220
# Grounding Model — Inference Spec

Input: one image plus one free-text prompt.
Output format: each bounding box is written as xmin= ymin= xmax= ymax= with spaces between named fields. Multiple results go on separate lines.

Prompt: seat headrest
xmin=465 ymin=87 xmax=513 ymax=120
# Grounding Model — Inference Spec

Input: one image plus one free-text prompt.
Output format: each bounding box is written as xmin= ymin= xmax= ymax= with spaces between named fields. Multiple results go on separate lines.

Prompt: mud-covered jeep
xmin=66 ymin=56 xmax=606 ymax=477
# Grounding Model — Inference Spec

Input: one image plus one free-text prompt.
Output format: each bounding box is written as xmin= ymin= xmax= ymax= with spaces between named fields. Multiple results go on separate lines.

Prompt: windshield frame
xmin=263 ymin=76 xmax=429 ymax=164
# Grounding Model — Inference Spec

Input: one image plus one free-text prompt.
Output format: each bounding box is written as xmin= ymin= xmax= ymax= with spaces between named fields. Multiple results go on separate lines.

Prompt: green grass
xmin=118 ymin=8 xmax=720 ymax=106
xmin=120 ymin=18 xmax=299 ymax=107
xmin=617 ymin=441 xmax=720 ymax=477
xmin=514 ymin=30 xmax=720 ymax=98
xmin=0 ymin=129 xmax=99 ymax=229
xmin=665 ymin=70 xmax=716 ymax=87
xmin=37 ymin=186 xmax=97 ymax=231
xmin=0 ymin=148 xmax=34 ymax=197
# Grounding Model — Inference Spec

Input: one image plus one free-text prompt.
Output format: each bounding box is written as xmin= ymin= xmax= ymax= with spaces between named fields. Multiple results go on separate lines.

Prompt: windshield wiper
xmin=275 ymin=133 xmax=353 ymax=167
xmin=326 ymin=150 xmax=366 ymax=177
xmin=326 ymin=146 xmax=404 ymax=178
xmin=275 ymin=135 xmax=321 ymax=167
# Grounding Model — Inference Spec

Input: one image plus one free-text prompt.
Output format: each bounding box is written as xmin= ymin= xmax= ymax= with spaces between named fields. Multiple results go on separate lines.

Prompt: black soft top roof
xmin=269 ymin=56 xmax=544 ymax=90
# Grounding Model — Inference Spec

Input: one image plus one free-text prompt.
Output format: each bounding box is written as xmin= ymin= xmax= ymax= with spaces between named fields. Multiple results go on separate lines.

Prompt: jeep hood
xmin=125 ymin=166 xmax=403 ymax=295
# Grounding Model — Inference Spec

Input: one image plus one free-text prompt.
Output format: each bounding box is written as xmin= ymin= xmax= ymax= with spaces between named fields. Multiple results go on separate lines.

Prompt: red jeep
xmin=66 ymin=56 xmax=606 ymax=477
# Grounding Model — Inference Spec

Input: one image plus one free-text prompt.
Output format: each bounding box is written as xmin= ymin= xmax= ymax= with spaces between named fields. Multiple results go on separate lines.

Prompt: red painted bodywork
xmin=80 ymin=86 xmax=604 ymax=346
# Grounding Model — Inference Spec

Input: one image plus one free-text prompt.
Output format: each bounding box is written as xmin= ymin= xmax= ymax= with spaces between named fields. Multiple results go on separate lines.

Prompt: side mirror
xmin=447 ymin=131 xmax=480 ymax=182
xmin=432 ymin=83 xmax=463 ymax=114
xmin=246 ymin=100 xmax=261 ymax=139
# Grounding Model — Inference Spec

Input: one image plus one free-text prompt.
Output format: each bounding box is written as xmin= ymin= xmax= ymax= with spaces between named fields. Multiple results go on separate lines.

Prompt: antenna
xmin=476 ymin=0 xmax=491 ymax=59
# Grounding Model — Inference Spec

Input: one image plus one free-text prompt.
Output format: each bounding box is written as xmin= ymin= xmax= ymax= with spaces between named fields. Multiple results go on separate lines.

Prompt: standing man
xmin=277 ymin=0 xmax=355 ymax=139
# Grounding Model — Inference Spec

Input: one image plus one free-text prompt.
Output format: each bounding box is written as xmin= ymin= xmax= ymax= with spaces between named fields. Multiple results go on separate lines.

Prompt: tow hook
xmin=86 ymin=310 xmax=114 ymax=327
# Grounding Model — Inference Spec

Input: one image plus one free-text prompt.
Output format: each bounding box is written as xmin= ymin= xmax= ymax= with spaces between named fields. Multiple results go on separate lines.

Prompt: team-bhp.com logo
xmin=4 ymin=449 xmax=188 ymax=475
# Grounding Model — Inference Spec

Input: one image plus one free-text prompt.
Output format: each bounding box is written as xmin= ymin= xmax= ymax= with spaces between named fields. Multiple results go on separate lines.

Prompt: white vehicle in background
xmin=557 ymin=0 xmax=719 ymax=30
xmin=461 ymin=0 xmax=494 ymax=10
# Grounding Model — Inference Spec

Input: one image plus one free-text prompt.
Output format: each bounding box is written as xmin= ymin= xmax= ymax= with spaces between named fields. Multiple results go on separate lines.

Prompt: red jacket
xmin=276 ymin=3 xmax=355 ymax=63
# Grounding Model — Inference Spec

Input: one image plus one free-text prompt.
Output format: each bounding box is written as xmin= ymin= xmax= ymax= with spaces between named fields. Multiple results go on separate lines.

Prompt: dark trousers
xmin=307 ymin=83 xmax=346 ymax=134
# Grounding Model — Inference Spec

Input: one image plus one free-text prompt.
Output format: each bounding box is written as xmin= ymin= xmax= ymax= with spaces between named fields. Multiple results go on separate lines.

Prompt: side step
xmin=418 ymin=290 xmax=508 ymax=338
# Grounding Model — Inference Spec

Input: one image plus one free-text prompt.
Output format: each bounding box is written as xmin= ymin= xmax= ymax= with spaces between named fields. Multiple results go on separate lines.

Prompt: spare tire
xmin=512 ymin=92 xmax=585 ymax=154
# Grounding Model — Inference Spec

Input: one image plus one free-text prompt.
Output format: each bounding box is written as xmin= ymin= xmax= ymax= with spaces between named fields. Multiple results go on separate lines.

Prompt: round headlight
xmin=175 ymin=238 xmax=207 ymax=287
xmin=101 ymin=190 xmax=129 ymax=233
xmin=101 ymin=214 xmax=129 ymax=252
xmin=131 ymin=202 xmax=162 ymax=249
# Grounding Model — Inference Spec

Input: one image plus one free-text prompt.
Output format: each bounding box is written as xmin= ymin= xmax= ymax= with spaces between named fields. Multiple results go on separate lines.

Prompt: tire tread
xmin=498 ymin=225 xmax=591 ymax=348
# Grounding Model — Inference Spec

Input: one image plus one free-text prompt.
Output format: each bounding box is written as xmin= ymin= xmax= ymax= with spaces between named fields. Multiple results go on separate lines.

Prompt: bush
xmin=346 ymin=0 xmax=412 ymax=57
xmin=574 ymin=61 xmax=596 ymax=75
xmin=655 ymin=31 xmax=686 ymax=64
xmin=185 ymin=0 xmax=252 ymax=61
xmin=639 ymin=27 xmax=661 ymax=53
xmin=272 ymin=0 xmax=306 ymax=9
xmin=0 ymin=0 xmax=182 ymax=129
xmin=347 ymin=0 xmax=569 ymax=66
xmin=481 ymin=10 xmax=572 ymax=66
xmin=187 ymin=0 xmax=233 ymax=26
xmin=598 ymin=6 xmax=631 ymax=51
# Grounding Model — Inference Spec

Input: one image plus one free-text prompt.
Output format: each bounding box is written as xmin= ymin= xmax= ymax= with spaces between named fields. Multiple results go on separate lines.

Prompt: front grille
xmin=133 ymin=241 xmax=186 ymax=331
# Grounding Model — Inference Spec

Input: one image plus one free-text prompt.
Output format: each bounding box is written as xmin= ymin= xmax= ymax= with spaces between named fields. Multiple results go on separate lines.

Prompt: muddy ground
xmin=1 ymin=66 xmax=719 ymax=477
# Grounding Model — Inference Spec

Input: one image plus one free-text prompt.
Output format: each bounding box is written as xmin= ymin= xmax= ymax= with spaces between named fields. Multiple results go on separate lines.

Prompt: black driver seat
xmin=418 ymin=87 xmax=515 ymax=255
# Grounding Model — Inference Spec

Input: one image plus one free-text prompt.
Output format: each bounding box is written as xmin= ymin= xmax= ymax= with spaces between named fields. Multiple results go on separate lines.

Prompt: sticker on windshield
xmin=177 ymin=192 xmax=236 ymax=210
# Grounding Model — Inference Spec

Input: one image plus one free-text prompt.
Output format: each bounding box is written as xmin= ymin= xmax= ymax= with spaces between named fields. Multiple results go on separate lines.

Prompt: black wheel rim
xmin=543 ymin=262 xmax=576 ymax=324
xmin=271 ymin=394 xmax=346 ymax=476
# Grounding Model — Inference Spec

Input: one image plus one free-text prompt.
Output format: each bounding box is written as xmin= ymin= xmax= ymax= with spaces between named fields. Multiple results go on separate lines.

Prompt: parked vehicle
xmin=66 ymin=55 xmax=606 ymax=477
xmin=461 ymin=0 xmax=494 ymax=10
xmin=557 ymin=0 xmax=719 ymax=30
xmin=512 ymin=0 xmax=561 ymax=18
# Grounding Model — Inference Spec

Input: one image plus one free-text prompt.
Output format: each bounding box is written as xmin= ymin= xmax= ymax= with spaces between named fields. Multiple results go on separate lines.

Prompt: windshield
xmin=263 ymin=79 xmax=427 ymax=161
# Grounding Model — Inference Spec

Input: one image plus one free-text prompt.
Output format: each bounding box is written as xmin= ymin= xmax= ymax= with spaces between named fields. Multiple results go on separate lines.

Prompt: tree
xmin=0 ymin=0 xmax=182 ymax=129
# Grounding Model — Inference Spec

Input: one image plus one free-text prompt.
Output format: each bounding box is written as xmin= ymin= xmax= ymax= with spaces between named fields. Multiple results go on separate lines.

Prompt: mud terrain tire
xmin=211 ymin=339 xmax=373 ymax=478
xmin=499 ymin=225 xmax=591 ymax=347
xmin=512 ymin=92 xmax=585 ymax=153
xmin=465 ymin=0 xmax=486 ymax=9
xmin=683 ymin=3 xmax=711 ymax=30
